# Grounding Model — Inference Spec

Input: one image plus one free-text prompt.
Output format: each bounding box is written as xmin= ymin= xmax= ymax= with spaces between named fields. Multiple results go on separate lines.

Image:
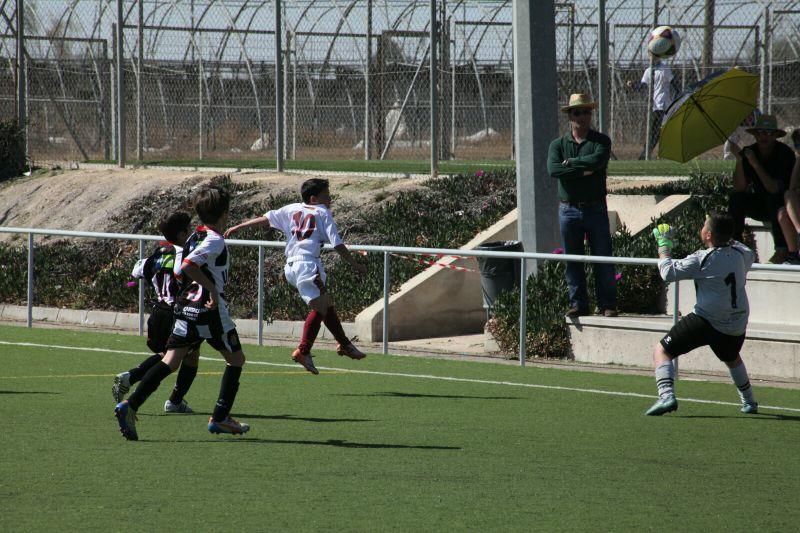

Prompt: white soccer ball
xmin=647 ymin=25 xmax=680 ymax=58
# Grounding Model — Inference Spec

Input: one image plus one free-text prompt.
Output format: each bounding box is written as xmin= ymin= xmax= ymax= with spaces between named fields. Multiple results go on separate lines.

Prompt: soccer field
xmin=2 ymin=324 xmax=799 ymax=531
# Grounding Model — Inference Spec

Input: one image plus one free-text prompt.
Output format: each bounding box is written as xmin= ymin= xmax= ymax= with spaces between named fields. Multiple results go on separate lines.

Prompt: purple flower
xmin=126 ymin=281 xmax=137 ymax=288
xmin=475 ymin=170 xmax=485 ymax=178
xmin=615 ymin=272 xmax=623 ymax=281
xmin=552 ymin=248 xmax=564 ymax=254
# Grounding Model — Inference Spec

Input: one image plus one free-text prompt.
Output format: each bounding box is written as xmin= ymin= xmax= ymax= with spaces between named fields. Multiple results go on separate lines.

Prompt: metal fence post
xmin=383 ymin=251 xmax=390 ymax=355
xmin=258 ymin=245 xmax=264 ymax=346
xmin=116 ymin=0 xmax=126 ymax=168
xmin=672 ymin=279 xmax=680 ymax=378
xmin=198 ymin=38 xmax=203 ymax=161
xmin=364 ymin=0 xmax=372 ymax=160
xmin=518 ymin=258 xmax=527 ymax=366
xmin=16 ymin=0 xmax=26 ymax=157
xmin=138 ymin=239 xmax=145 ymax=336
xmin=27 ymin=232 xmax=33 ymax=328
xmin=598 ymin=0 xmax=609 ymax=135
xmin=275 ymin=0 xmax=284 ymax=172
xmin=137 ymin=0 xmax=143 ymax=161
xmin=429 ymin=0 xmax=438 ymax=178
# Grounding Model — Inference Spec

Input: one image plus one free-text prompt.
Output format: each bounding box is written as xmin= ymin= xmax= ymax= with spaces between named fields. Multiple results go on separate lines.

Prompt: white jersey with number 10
xmin=265 ymin=203 xmax=343 ymax=260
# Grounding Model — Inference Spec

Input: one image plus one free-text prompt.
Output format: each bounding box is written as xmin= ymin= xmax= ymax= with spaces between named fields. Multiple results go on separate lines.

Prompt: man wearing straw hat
xmin=547 ymin=93 xmax=617 ymax=318
xmin=728 ymin=114 xmax=796 ymax=264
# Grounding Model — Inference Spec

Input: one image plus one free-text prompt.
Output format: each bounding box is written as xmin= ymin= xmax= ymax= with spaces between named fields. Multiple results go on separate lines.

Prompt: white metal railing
xmin=2 ymin=226 xmax=799 ymax=368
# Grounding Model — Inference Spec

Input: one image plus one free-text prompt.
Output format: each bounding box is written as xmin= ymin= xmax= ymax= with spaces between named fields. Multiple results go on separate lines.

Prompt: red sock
xmin=298 ymin=310 xmax=323 ymax=354
xmin=323 ymin=306 xmax=350 ymax=346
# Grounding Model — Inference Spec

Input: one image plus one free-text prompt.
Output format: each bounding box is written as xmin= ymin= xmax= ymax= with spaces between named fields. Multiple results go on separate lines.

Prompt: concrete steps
xmin=568 ymin=314 xmax=800 ymax=379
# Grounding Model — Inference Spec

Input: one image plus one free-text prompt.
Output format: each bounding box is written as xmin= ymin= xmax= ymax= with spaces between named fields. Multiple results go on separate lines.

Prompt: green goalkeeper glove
xmin=653 ymin=223 xmax=674 ymax=256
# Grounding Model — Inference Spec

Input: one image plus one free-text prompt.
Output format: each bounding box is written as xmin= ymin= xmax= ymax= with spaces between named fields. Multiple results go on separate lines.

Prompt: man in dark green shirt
xmin=547 ymin=93 xmax=616 ymax=318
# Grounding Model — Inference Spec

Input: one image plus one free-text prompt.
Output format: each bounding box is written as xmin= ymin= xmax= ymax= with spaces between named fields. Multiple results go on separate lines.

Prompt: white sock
xmin=655 ymin=361 xmax=675 ymax=400
xmin=729 ymin=361 xmax=756 ymax=405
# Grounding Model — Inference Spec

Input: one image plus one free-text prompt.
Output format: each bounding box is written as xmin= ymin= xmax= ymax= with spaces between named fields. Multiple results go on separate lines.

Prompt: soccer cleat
xmin=292 ymin=348 xmax=319 ymax=375
xmin=337 ymin=342 xmax=366 ymax=360
xmin=741 ymin=402 xmax=759 ymax=414
xmin=164 ymin=399 xmax=194 ymax=414
xmin=208 ymin=416 xmax=250 ymax=435
xmin=645 ymin=395 xmax=678 ymax=416
xmin=112 ymin=372 xmax=131 ymax=403
xmin=114 ymin=401 xmax=139 ymax=441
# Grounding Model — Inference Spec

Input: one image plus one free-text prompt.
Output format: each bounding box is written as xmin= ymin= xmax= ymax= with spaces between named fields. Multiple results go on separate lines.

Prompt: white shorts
xmin=284 ymin=260 xmax=327 ymax=304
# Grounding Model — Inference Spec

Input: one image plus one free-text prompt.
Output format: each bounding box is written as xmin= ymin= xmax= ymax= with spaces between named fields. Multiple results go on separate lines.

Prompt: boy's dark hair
xmin=158 ymin=211 xmax=192 ymax=243
xmin=707 ymin=212 xmax=734 ymax=245
xmin=193 ymin=186 xmax=230 ymax=224
xmin=301 ymin=178 xmax=330 ymax=203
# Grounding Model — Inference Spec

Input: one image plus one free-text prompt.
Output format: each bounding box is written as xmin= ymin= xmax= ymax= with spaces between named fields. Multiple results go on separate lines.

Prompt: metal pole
xmin=137 ymin=0 xmax=143 ymax=161
xmin=116 ymin=0 xmax=126 ymax=168
xmin=284 ymin=29 xmax=290 ymax=162
xmin=26 ymin=232 xmax=33 ymax=328
xmin=672 ymin=279 xmax=679 ymax=378
xmin=450 ymin=18 xmax=456 ymax=159
xmin=275 ymin=0 xmax=285 ymax=172
xmin=111 ymin=23 xmax=117 ymax=161
xmin=518 ymin=259 xmax=527 ymax=366
xmin=138 ymin=240 xmax=145 ymax=336
xmin=258 ymin=245 xmax=264 ymax=346
xmin=16 ymin=0 xmax=26 ymax=156
xmin=382 ymin=251 xmax=390 ymax=355
xmin=767 ymin=8 xmax=773 ymax=114
xmin=760 ymin=6 xmax=768 ymax=112
xmin=598 ymin=0 xmax=609 ymax=135
xmin=364 ymin=0 xmax=372 ymax=160
xmin=292 ymin=39 xmax=297 ymax=160
xmin=644 ymin=0 xmax=658 ymax=161
xmin=429 ymin=0 xmax=439 ymax=178
xmin=198 ymin=39 xmax=203 ymax=161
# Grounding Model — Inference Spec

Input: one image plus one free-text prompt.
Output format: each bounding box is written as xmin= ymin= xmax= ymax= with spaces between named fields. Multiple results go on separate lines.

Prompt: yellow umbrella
xmin=658 ymin=68 xmax=760 ymax=163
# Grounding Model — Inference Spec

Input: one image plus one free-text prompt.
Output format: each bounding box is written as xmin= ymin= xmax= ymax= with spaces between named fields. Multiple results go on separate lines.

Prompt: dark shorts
xmin=146 ymin=302 xmax=175 ymax=354
xmin=166 ymin=302 xmax=241 ymax=354
xmin=660 ymin=312 xmax=745 ymax=363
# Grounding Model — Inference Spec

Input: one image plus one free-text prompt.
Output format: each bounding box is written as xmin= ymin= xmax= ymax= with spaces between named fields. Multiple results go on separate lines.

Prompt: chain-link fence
xmin=2 ymin=0 xmax=800 ymax=167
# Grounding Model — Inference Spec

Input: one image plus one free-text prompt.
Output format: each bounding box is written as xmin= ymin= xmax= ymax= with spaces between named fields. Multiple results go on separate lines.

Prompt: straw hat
xmin=745 ymin=114 xmax=786 ymax=137
xmin=560 ymin=93 xmax=598 ymax=113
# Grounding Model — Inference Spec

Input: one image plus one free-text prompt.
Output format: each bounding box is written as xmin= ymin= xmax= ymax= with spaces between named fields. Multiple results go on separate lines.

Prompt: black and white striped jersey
xmin=658 ymin=241 xmax=755 ymax=336
xmin=131 ymin=241 xmax=184 ymax=306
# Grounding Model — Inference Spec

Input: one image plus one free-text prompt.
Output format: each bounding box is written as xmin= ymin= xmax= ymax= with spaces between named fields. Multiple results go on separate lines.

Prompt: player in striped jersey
xmin=225 ymin=178 xmax=367 ymax=375
xmin=115 ymin=186 xmax=249 ymax=440
xmin=112 ymin=211 xmax=200 ymax=414
xmin=646 ymin=213 xmax=759 ymax=416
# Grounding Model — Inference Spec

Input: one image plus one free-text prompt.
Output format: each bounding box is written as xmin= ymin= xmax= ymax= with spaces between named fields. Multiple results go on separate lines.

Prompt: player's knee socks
xmin=323 ymin=306 xmax=350 ymax=346
xmin=729 ymin=361 xmax=755 ymax=404
xmin=127 ymin=361 xmax=173 ymax=411
xmin=298 ymin=310 xmax=323 ymax=353
xmin=128 ymin=354 xmax=163 ymax=385
xmin=212 ymin=365 xmax=242 ymax=422
xmin=655 ymin=361 xmax=675 ymax=399
xmin=169 ymin=364 xmax=198 ymax=405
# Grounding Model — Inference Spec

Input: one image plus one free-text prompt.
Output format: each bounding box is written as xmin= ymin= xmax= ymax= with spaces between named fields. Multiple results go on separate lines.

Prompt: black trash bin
xmin=475 ymin=240 xmax=523 ymax=316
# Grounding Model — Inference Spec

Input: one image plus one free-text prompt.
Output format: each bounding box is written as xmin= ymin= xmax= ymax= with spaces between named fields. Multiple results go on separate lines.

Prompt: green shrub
xmin=0 ymin=119 xmax=26 ymax=182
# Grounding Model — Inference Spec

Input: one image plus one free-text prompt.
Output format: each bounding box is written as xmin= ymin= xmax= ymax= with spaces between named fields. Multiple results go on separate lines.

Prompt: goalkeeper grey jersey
xmin=658 ymin=241 xmax=755 ymax=335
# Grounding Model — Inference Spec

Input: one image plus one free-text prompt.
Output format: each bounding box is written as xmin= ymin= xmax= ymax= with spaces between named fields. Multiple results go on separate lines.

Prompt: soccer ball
xmin=647 ymin=25 xmax=680 ymax=58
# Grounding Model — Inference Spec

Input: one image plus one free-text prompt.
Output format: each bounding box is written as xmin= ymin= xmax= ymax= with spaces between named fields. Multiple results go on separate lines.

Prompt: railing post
xmin=518 ymin=258 xmax=527 ymax=366
xmin=258 ymin=245 xmax=264 ymax=346
xmin=138 ymin=239 xmax=145 ymax=336
xmin=383 ymin=251 xmax=390 ymax=355
xmin=26 ymin=232 xmax=33 ymax=328
xmin=672 ymin=279 xmax=679 ymax=378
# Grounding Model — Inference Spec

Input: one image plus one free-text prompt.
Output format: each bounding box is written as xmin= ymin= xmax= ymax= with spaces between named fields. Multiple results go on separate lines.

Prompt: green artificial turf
xmin=1 ymin=324 xmax=798 ymax=531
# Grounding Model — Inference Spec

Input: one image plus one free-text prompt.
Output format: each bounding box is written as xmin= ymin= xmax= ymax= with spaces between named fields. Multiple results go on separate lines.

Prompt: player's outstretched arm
xmin=224 ymin=216 xmax=270 ymax=238
xmin=181 ymin=262 xmax=220 ymax=310
xmin=334 ymin=244 xmax=367 ymax=275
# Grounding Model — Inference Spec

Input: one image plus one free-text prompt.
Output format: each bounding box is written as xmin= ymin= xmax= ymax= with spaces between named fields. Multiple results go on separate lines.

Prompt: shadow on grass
xmin=150 ymin=437 xmax=460 ymax=450
xmin=335 ymin=391 xmax=523 ymax=401
xmin=678 ymin=413 xmax=800 ymax=422
xmin=138 ymin=412 xmax=374 ymax=423
xmin=0 ymin=390 xmax=60 ymax=395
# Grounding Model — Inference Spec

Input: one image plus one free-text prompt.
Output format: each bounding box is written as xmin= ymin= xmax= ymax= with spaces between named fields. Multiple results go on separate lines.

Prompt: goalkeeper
xmin=645 ymin=212 xmax=759 ymax=416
